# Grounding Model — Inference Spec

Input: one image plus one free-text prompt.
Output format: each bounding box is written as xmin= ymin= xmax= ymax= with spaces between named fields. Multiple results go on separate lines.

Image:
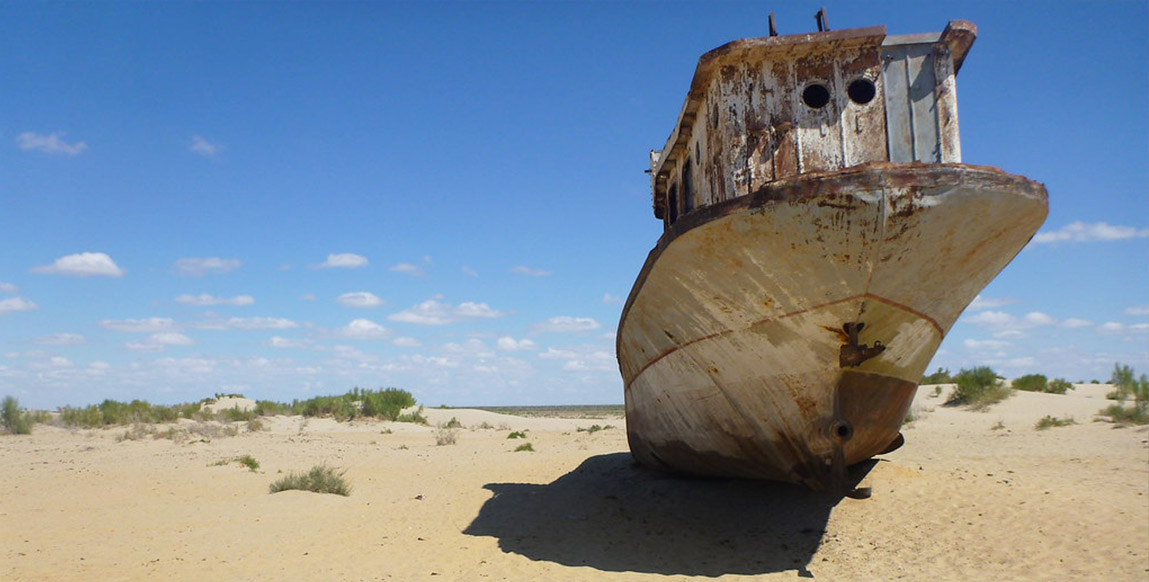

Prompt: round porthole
xmin=847 ymin=78 xmax=877 ymax=105
xmin=801 ymin=83 xmax=831 ymax=109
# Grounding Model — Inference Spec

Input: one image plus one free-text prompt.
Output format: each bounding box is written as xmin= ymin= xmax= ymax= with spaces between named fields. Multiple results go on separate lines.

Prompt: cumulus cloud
xmin=268 ymin=336 xmax=312 ymax=348
xmin=189 ymin=135 xmax=222 ymax=156
xmin=31 ymin=252 xmax=124 ymax=277
xmin=33 ymin=333 xmax=86 ymax=345
xmin=337 ymin=292 xmax=384 ymax=308
xmin=1098 ymin=322 xmax=1149 ymax=335
xmin=967 ymin=295 xmax=1016 ymax=311
xmin=192 ymin=317 xmax=298 ymax=330
xmin=176 ymin=293 xmax=254 ymax=306
xmin=99 ymin=317 xmax=176 ymax=333
xmin=388 ymin=299 xmax=505 ymax=325
xmin=390 ymin=263 xmax=423 ymax=276
xmin=963 ymin=339 xmax=1012 ymax=350
xmin=511 ymin=265 xmax=553 ymax=277
xmin=314 ymin=253 xmax=368 ymax=269
xmin=175 ymin=257 xmax=240 ymax=277
xmin=0 ymin=282 xmax=17 ymax=293
xmin=497 ymin=336 xmax=537 ymax=351
xmin=537 ymin=346 xmax=615 ymax=371
xmin=17 ymin=131 xmax=87 ymax=155
xmin=126 ymin=332 xmax=195 ymax=353
xmin=1125 ymin=305 xmax=1149 ymax=316
xmin=1061 ymin=318 xmax=1094 ymax=329
xmin=392 ymin=337 xmax=422 ymax=347
xmin=602 ymin=293 xmax=622 ymax=304
xmin=532 ymin=316 xmax=602 ymax=334
xmin=1033 ymin=221 xmax=1149 ymax=244
xmin=338 ymin=318 xmax=390 ymax=339
xmin=963 ymin=310 xmax=1057 ymax=331
xmin=0 ymin=297 xmax=38 ymax=315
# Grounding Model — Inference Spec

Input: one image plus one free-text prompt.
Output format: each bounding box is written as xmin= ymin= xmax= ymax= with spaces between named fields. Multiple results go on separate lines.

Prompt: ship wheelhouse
xmin=650 ymin=21 xmax=978 ymax=230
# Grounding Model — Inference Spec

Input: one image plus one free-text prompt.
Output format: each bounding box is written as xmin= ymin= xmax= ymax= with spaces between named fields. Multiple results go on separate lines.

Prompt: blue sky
xmin=2 ymin=2 xmax=1146 ymax=409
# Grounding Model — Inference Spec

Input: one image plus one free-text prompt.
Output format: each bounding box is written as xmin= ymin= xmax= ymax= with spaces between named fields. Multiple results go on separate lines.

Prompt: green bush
xmin=1107 ymin=363 xmax=1137 ymax=400
xmin=1047 ymin=378 xmax=1073 ymax=395
xmin=946 ymin=366 xmax=1011 ymax=410
xmin=507 ymin=431 xmax=527 ymax=439
xmin=514 ymin=443 xmax=535 ymax=452
xmin=236 ymin=455 xmax=260 ymax=471
xmin=921 ymin=367 xmax=952 ymax=385
xmin=1099 ymin=366 xmax=1148 ymax=425
xmin=396 ymin=406 xmax=427 ymax=425
xmin=1035 ymin=415 xmax=1075 ymax=430
xmin=269 ymin=465 xmax=350 ymax=496
xmin=1012 ymin=374 xmax=1048 ymax=393
xmin=2 ymin=396 xmax=32 ymax=435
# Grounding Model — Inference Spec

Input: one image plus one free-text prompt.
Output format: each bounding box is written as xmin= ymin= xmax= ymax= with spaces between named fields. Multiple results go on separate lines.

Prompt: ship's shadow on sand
xmin=463 ymin=453 xmax=875 ymax=577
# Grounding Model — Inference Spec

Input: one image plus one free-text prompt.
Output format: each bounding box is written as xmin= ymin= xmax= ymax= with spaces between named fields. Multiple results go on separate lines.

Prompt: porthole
xmin=801 ymin=83 xmax=831 ymax=109
xmin=847 ymin=78 xmax=877 ymax=105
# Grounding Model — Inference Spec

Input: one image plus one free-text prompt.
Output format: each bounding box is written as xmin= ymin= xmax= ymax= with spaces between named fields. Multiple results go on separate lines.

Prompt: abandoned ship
xmin=616 ymin=18 xmax=1048 ymax=491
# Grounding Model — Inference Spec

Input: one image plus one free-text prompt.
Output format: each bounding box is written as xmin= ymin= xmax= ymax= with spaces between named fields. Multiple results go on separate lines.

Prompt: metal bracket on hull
xmin=839 ymin=322 xmax=885 ymax=367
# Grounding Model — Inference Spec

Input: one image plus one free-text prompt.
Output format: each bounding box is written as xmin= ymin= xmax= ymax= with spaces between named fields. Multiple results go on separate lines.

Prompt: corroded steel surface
xmin=618 ymin=164 xmax=1048 ymax=489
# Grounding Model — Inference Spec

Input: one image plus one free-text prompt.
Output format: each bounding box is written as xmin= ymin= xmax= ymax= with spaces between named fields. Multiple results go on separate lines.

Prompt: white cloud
xmin=443 ymin=339 xmax=495 ymax=358
xmin=392 ymin=337 xmax=422 ymax=347
xmin=602 ymin=293 xmax=622 ymax=304
xmin=511 ymin=265 xmax=553 ymax=277
xmin=301 ymin=293 xmax=317 ymax=301
xmin=338 ymin=318 xmax=390 ymax=339
xmin=964 ymin=310 xmax=1057 ymax=331
xmin=1061 ymin=318 xmax=1094 ymax=329
xmin=0 ymin=297 xmax=38 ymax=315
xmin=100 ymin=317 xmax=176 ymax=333
xmin=336 ymin=292 xmax=384 ymax=308
xmin=0 ymin=282 xmax=17 ymax=293
xmin=538 ymin=346 xmax=615 ymax=372
xmin=314 ymin=253 xmax=368 ymax=269
xmin=1033 ymin=221 xmax=1149 ymax=244
xmin=1125 ymin=305 xmax=1149 ymax=316
xmin=175 ymin=257 xmax=240 ymax=277
xmin=189 ymin=135 xmax=222 ymax=156
xmin=964 ymin=339 xmax=1012 ymax=350
xmin=532 ymin=316 xmax=602 ymax=334
xmin=192 ymin=317 xmax=298 ymax=330
xmin=126 ymin=332 xmax=195 ymax=353
xmin=388 ymin=299 xmax=505 ymax=325
xmin=17 ymin=131 xmax=87 ymax=155
xmin=33 ymin=333 xmax=86 ymax=345
xmin=1098 ymin=322 xmax=1149 ymax=335
xmin=461 ymin=266 xmax=478 ymax=277
xmin=497 ymin=336 xmax=537 ymax=351
xmin=268 ymin=336 xmax=312 ymax=348
xmin=390 ymin=263 xmax=423 ymax=276
xmin=967 ymin=295 xmax=1016 ymax=311
xmin=176 ymin=293 xmax=254 ymax=306
xmin=31 ymin=252 xmax=124 ymax=277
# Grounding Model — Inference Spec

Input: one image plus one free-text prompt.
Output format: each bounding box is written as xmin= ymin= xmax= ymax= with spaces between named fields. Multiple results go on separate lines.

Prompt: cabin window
xmin=801 ymin=83 xmax=831 ymax=109
xmin=668 ymin=182 xmax=679 ymax=225
xmin=847 ymin=79 xmax=877 ymax=105
xmin=682 ymin=157 xmax=694 ymax=214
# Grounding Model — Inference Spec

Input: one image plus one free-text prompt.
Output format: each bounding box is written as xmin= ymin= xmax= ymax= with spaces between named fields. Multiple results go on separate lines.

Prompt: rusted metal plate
xmin=618 ymin=164 xmax=1048 ymax=489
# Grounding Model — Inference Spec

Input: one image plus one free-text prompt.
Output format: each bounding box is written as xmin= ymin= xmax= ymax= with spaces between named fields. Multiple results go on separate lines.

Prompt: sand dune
xmin=2 ymin=387 xmax=1146 ymax=581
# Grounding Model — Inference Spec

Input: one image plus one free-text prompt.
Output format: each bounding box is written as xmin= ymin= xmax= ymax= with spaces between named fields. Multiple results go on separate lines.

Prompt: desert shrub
xmin=2 ymin=396 xmax=32 ymax=435
xmin=253 ymin=400 xmax=292 ymax=416
xmin=117 ymin=423 xmax=157 ymax=441
xmin=1107 ymin=363 xmax=1137 ymax=400
xmin=577 ymin=424 xmax=617 ymax=434
xmin=294 ymin=387 xmax=417 ymax=422
xmin=1035 ymin=415 xmax=1076 ymax=430
xmin=1099 ymin=368 xmax=1148 ymax=425
xmin=396 ymin=406 xmax=427 ymax=425
xmin=474 ymin=421 xmax=494 ymax=430
xmin=946 ymin=366 xmax=1011 ymax=410
xmin=246 ymin=418 xmax=266 ymax=432
xmin=921 ymin=367 xmax=952 ymax=385
xmin=434 ymin=424 xmax=458 ymax=446
xmin=1012 ymin=374 xmax=1048 ymax=393
xmin=221 ymin=407 xmax=257 ymax=422
xmin=514 ymin=443 xmax=535 ymax=452
xmin=506 ymin=431 xmax=527 ymax=439
xmin=1047 ymin=378 xmax=1073 ymax=395
xmin=236 ymin=455 xmax=260 ymax=471
xmin=444 ymin=417 xmax=463 ymax=429
xmin=269 ymin=465 xmax=350 ymax=496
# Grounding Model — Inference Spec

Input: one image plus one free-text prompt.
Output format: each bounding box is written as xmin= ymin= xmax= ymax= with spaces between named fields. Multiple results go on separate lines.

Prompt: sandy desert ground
xmin=2 ymin=385 xmax=1147 ymax=581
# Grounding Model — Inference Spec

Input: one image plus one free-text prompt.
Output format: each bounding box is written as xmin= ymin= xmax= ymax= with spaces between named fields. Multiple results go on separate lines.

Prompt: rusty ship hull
xmin=618 ymin=163 xmax=1046 ymax=489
